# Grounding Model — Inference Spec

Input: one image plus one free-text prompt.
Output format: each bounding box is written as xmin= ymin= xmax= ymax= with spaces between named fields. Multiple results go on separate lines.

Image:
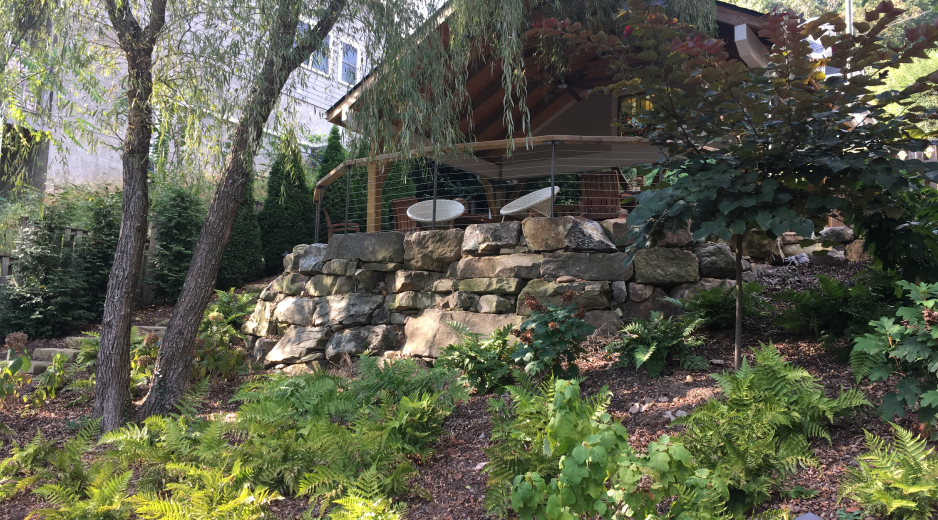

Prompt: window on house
xmin=617 ymin=96 xmax=652 ymax=136
xmin=341 ymin=43 xmax=358 ymax=84
xmin=309 ymin=34 xmax=330 ymax=74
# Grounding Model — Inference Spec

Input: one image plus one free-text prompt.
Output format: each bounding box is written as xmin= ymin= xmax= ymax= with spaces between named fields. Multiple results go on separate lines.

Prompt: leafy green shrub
xmin=0 ymin=205 xmax=93 ymax=337
xmin=850 ymin=280 xmax=938 ymax=428
xmin=773 ymin=271 xmax=896 ymax=345
xmin=209 ymin=288 xmax=257 ymax=328
xmin=0 ymin=349 xmax=30 ymax=406
xmin=668 ymin=281 xmax=769 ymax=328
xmin=675 ymin=343 xmax=869 ymax=516
xmin=216 ymin=174 xmax=263 ymax=290
xmin=259 ymin=138 xmax=316 ymax=275
xmin=501 ymin=379 xmax=730 ymax=519
xmin=150 ymin=184 xmax=206 ymax=302
xmin=29 ymin=353 xmax=68 ymax=407
xmin=606 ymin=311 xmax=706 ymax=377
xmin=73 ymin=189 xmax=121 ymax=319
xmin=194 ymin=310 xmax=244 ymax=380
xmin=437 ymin=323 xmax=516 ymax=394
xmin=510 ymin=293 xmax=594 ymax=378
xmin=839 ymin=423 xmax=938 ymax=520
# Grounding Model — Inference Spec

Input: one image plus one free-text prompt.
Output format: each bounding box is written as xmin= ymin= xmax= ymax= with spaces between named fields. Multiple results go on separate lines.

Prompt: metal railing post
xmin=549 ymin=141 xmax=556 ymax=218
xmin=314 ymin=188 xmax=322 ymax=243
xmin=431 ymin=162 xmax=438 ymax=230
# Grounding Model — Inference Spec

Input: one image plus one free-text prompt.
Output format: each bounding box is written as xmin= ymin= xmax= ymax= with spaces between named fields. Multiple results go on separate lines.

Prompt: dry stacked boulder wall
xmin=241 ymin=219 xmax=860 ymax=371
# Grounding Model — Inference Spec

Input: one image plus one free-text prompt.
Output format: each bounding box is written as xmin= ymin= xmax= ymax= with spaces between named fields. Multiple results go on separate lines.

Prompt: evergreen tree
xmin=75 ymin=189 xmax=122 ymax=318
xmin=259 ymin=138 xmax=316 ymax=275
xmin=150 ymin=184 xmax=206 ymax=303
xmin=216 ymin=174 xmax=263 ymax=289
xmin=314 ymin=126 xmax=347 ymax=242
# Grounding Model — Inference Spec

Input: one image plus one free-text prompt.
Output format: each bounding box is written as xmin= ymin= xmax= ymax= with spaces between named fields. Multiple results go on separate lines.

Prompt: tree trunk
xmin=93 ymin=0 xmax=167 ymax=432
xmin=734 ymin=233 xmax=743 ymax=370
xmin=135 ymin=0 xmax=346 ymax=419
xmin=93 ymin=48 xmax=156 ymax=432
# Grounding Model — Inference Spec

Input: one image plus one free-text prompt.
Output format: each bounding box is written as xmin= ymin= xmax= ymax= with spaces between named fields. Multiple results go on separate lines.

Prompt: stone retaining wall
xmin=242 ymin=218 xmax=866 ymax=371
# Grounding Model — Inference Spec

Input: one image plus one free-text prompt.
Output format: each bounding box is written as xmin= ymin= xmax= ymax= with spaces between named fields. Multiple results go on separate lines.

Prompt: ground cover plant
xmin=675 ymin=343 xmax=869 ymax=516
xmin=850 ymin=280 xmax=938 ymax=429
xmin=0 ymin=356 xmax=465 ymax=519
xmin=606 ymin=311 xmax=706 ymax=377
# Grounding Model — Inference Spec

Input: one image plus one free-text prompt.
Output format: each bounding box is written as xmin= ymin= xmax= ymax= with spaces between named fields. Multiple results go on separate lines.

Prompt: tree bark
xmin=94 ymin=0 xmax=167 ymax=432
xmin=734 ymin=233 xmax=743 ymax=371
xmin=136 ymin=0 xmax=346 ymax=419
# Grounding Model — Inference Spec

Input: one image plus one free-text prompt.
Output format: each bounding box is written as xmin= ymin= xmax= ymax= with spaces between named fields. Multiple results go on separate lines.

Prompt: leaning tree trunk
xmin=135 ymin=0 xmax=346 ymax=419
xmin=734 ymin=233 xmax=744 ymax=370
xmin=94 ymin=47 xmax=160 ymax=430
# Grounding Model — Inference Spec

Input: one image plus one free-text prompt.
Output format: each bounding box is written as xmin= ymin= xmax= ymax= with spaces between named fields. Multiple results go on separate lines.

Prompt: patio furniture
xmin=580 ymin=171 xmax=623 ymax=220
xmin=406 ymin=199 xmax=466 ymax=226
xmin=499 ymin=186 xmax=560 ymax=218
xmin=391 ymin=197 xmax=419 ymax=233
xmin=322 ymin=208 xmax=361 ymax=239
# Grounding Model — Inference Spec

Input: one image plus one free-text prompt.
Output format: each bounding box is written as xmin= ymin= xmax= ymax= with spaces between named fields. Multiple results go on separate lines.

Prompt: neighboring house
xmin=0 ymin=19 xmax=371 ymax=191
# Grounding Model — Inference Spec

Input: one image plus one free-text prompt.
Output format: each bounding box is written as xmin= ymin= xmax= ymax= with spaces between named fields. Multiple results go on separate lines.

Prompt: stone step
xmin=65 ymin=336 xmax=97 ymax=349
xmin=27 ymin=360 xmax=52 ymax=375
xmin=135 ymin=326 xmax=166 ymax=337
xmin=32 ymin=348 xmax=80 ymax=362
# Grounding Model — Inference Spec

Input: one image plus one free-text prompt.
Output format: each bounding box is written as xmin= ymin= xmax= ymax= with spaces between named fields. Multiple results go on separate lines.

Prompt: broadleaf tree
xmin=529 ymin=0 xmax=938 ymax=369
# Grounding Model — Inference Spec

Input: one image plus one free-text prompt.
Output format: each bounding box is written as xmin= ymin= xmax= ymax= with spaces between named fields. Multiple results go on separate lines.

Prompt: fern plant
xmin=850 ymin=280 xmax=938 ymax=428
xmin=607 ymin=311 xmax=706 ymax=377
xmin=675 ymin=343 xmax=868 ymax=517
xmin=839 ymin=423 xmax=938 ymax=520
xmin=667 ymin=281 xmax=769 ymax=329
xmin=437 ymin=323 xmax=516 ymax=394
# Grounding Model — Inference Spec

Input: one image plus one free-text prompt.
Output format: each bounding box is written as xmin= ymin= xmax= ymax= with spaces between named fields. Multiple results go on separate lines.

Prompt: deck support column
xmin=366 ymin=161 xmax=389 ymax=233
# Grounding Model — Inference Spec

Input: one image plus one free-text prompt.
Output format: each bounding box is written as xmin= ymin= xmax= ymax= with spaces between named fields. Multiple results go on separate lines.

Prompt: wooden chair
xmin=322 ymin=208 xmax=361 ymax=240
xmin=579 ymin=171 xmax=623 ymax=220
xmin=391 ymin=197 xmax=419 ymax=233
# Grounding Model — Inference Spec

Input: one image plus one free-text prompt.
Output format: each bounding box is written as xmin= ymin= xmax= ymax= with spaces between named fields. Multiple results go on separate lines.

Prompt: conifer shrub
xmin=150 ymin=184 xmax=206 ymax=302
xmin=313 ymin=127 xmax=348 ymax=241
xmin=74 ymin=189 xmax=121 ymax=318
xmin=0 ymin=205 xmax=92 ymax=337
xmin=259 ymin=139 xmax=316 ymax=274
xmin=216 ymin=174 xmax=263 ymax=290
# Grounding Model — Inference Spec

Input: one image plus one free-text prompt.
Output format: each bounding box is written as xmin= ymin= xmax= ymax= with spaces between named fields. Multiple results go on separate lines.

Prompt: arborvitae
xmin=150 ymin=184 xmax=206 ymax=303
xmin=75 ymin=189 xmax=122 ymax=317
xmin=314 ymin=126 xmax=347 ymax=243
xmin=259 ymin=139 xmax=316 ymax=275
xmin=216 ymin=174 xmax=263 ymax=290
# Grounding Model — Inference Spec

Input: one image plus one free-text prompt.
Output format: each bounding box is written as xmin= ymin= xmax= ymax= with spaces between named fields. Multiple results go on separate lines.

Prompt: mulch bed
xmin=1 ymin=261 xmax=915 ymax=519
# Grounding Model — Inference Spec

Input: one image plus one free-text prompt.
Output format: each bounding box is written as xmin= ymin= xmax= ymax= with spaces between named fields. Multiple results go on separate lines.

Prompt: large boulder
xmin=694 ymin=243 xmax=736 ymax=279
xmin=324 ymin=325 xmax=402 ymax=362
xmin=522 ymin=217 xmax=616 ymax=253
xmin=386 ymin=291 xmax=440 ymax=311
xmin=455 ymin=278 xmax=526 ymax=294
xmin=729 ymin=231 xmax=784 ymax=263
xmin=405 ymin=229 xmax=464 ymax=271
xmin=306 ymin=275 xmax=355 ymax=297
xmin=264 ymin=326 xmax=332 ymax=366
xmin=819 ymin=226 xmax=855 ymax=244
xmin=599 ymin=218 xmax=631 ymax=248
xmin=401 ymin=309 xmax=524 ymax=358
xmin=455 ymin=254 xmax=543 ymax=279
xmin=657 ymin=228 xmax=693 ymax=248
xmin=293 ymin=243 xmax=328 ymax=274
xmin=517 ymin=279 xmax=610 ymax=316
xmin=845 ymin=240 xmax=871 ymax=263
xmin=355 ymin=269 xmax=385 ymax=292
xmin=781 ymin=242 xmax=830 ymax=258
xmin=583 ymin=310 xmax=624 ymax=336
xmin=540 ymin=252 xmax=633 ymax=281
xmin=478 ymin=294 xmax=512 ymax=314
xmin=669 ymin=278 xmax=735 ymax=301
xmin=273 ymin=297 xmax=317 ymax=326
xmin=386 ymin=270 xmax=442 ymax=293
xmin=619 ymin=287 xmax=681 ymax=320
xmin=242 ymin=300 xmax=278 ymax=336
xmin=270 ymin=273 xmax=310 ymax=296
xmin=633 ymin=248 xmax=699 ymax=287
xmin=810 ymin=249 xmax=848 ymax=266
xmin=324 ymin=232 xmax=405 ymax=263
xmin=462 ymin=222 xmax=521 ymax=255
xmin=439 ymin=291 xmax=480 ymax=312
xmin=312 ymin=294 xmax=385 ymax=327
